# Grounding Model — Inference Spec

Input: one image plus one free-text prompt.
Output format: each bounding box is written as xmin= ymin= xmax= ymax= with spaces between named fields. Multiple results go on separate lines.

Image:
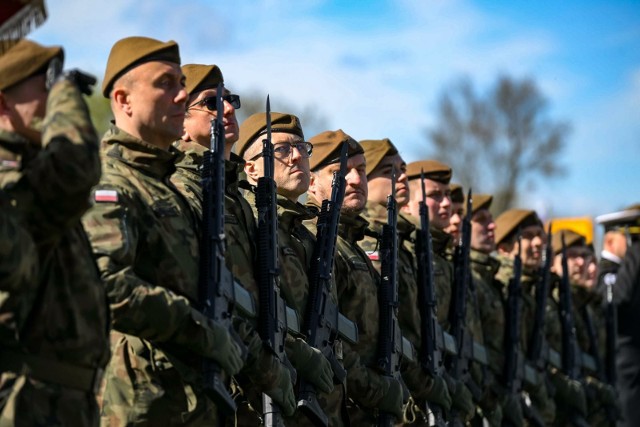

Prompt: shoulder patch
xmin=366 ymin=251 xmax=379 ymax=261
xmin=94 ymin=189 xmax=119 ymax=203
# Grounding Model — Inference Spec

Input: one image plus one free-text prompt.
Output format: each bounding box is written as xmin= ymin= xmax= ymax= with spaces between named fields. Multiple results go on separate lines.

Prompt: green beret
xmin=494 ymin=209 xmax=542 ymax=245
xmin=359 ymin=138 xmax=398 ymax=177
xmin=450 ymin=183 xmax=464 ymax=204
xmin=551 ymin=229 xmax=587 ymax=256
xmin=0 ymin=39 xmax=63 ymax=91
xmin=406 ymin=160 xmax=452 ymax=184
xmin=308 ymin=129 xmax=364 ymax=171
xmin=182 ymin=64 xmax=223 ymax=96
xmin=235 ymin=112 xmax=304 ymax=158
xmin=471 ymin=194 xmax=493 ymax=215
xmin=102 ymin=36 xmax=180 ymax=97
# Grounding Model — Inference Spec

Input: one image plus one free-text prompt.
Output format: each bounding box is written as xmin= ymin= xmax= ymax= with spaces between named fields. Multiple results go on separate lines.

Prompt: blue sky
xmin=30 ymin=0 xmax=640 ymax=223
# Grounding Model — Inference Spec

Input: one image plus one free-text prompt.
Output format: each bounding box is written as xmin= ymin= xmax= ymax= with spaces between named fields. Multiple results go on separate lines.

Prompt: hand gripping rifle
xmin=415 ymin=170 xmax=448 ymax=426
xmin=255 ymin=96 xmax=296 ymax=426
xmin=375 ymin=168 xmax=406 ymax=427
xmin=558 ymin=234 xmax=590 ymax=427
xmin=298 ymin=142 xmax=359 ymax=427
xmin=446 ymin=189 xmax=482 ymax=426
xmin=503 ymin=234 xmax=527 ymax=427
xmin=199 ymin=83 xmax=246 ymax=416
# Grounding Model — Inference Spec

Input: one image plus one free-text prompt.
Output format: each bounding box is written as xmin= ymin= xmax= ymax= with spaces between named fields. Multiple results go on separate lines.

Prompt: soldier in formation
xmin=1 ymin=33 xmax=635 ymax=427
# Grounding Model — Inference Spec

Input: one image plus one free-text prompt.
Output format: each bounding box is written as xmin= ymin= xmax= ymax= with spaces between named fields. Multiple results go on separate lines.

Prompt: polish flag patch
xmin=94 ymin=190 xmax=119 ymax=203
xmin=366 ymin=251 xmax=379 ymax=261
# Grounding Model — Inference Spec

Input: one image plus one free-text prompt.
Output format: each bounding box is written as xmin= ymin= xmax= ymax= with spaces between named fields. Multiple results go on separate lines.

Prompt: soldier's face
xmin=406 ymin=179 xmax=451 ymax=230
xmin=124 ymin=61 xmax=187 ymax=149
xmin=515 ymin=224 xmax=545 ymax=270
xmin=183 ymin=87 xmax=239 ymax=147
xmin=445 ymin=201 xmax=464 ymax=244
xmin=247 ymin=132 xmax=310 ymax=202
xmin=310 ymin=153 xmax=367 ymax=216
xmin=471 ymin=208 xmax=495 ymax=254
xmin=553 ymin=245 xmax=593 ymax=287
xmin=0 ymin=73 xmax=48 ymax=144
xmin=366 ymin=154 xmax=409 ymax=207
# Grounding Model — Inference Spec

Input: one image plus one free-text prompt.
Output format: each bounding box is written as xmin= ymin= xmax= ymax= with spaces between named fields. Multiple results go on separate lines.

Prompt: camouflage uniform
xmin=171 ymin=140 xmax=297 ymax=425
xmin=471 ymin=249 xmax=507 ymax=425
xmin=547 ymin=278 xmax=616 ymax=427
xmin=245 ymin=191 xmax=347 ymax=427
xmin=82 ymin=127 xmax=222 ymax=426
xmin=306 ymin=196 xmax=400 ymax=425
xmin=495 ymin=255 xmax=556 ymax=426
xmin=0 ymin=80 xmax=110 ymax=427
xmin=359 ymin=204 xmax=446 ymax=424
xmin=0 ymin=195 xmax=38 ymax=347
xmin=403 ymin=215 xmax=452 ymax=325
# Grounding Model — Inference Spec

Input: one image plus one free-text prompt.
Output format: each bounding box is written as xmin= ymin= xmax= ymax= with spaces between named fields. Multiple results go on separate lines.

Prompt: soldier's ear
xmin=111 ymin=86 xmax=132 ymax=116
xmin=244 ymin=159 xmax=260 ymax=182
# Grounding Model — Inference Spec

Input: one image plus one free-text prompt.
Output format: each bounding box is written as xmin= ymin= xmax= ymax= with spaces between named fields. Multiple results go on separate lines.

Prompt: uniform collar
xmin=102 ymin=126 xmax=178 ymax=179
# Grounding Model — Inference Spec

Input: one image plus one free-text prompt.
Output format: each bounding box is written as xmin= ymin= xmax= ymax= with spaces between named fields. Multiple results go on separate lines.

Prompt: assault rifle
xmin=415 ymin=170 xmax=448 ymax=426
xmin=299 ymin=142 xmax=359 ymax=427
xmin=519 ymin=223 xmax=553 ymax=427
xmin=447 ymin=190 xmax=482 ymax=425
xmin=199 ymin=83 xmax=245 ymax=416
xmin=376 ymin=168 xmax=405 ymax=427
xmin=528 ymin=224 xmax=553 ymax=371
xmin=558 ymin=234 xmax=590 ymax=427
xmin=503 ymin=234 xmax=527 ymax=427
xmin=255 ymin=96 xmax=296 ymax=426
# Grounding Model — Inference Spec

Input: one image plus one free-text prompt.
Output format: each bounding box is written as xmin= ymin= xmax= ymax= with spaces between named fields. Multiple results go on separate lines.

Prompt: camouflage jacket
xmin=306 ymin=197 xmax=394 ymax=414
xmin=0 ymin=195 xmax=38 ymax=347
xmin=404 ymin=214 xmax=452 ymax=325
xmin=359 ymin=203 xmax=438 ymax=400
xmin=494 ymin=254 xmax=539 ymax=352
xmin=247 ymin=191 xmax=348 ymax=426
xmin=0 ymin=80 xmax=109 ymax=374
xmin=471 ymin=250 xmax=504 ymax=376
xmin=81 ymin=126 xmax=227 ymax=368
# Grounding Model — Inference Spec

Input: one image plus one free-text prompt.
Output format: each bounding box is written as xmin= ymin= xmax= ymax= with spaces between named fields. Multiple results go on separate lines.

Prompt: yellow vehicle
xmin=547 ymin=216 xmax=594 ymax=245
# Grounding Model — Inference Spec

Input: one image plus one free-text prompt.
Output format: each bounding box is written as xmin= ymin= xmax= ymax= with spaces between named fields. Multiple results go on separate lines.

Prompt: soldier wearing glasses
xmin=235 ymin=113 xmax=339 ymax=426
xmin=171 ymin=65 xmax=299 ymax=423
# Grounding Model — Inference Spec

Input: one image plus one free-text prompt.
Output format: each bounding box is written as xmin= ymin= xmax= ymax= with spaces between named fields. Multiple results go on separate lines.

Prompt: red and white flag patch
xmin=366 ymin=251 xmax=379 ymax=261
xmin=94 ymin=190 xmax=119 ymax=203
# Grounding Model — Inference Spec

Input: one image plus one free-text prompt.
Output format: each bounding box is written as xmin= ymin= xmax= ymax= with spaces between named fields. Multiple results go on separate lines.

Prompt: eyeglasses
xmin=250 ymin=141 xmax=313 ymax=161
xmin=187 ymin=94 xmax=241 ymax=111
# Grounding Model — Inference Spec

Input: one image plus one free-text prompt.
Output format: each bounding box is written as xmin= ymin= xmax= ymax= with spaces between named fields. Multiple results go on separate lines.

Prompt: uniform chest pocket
xmin=151 ymin=199 xmax=180 ymax=218
xmin=347 ymin=256 xmax=369 ymax=271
